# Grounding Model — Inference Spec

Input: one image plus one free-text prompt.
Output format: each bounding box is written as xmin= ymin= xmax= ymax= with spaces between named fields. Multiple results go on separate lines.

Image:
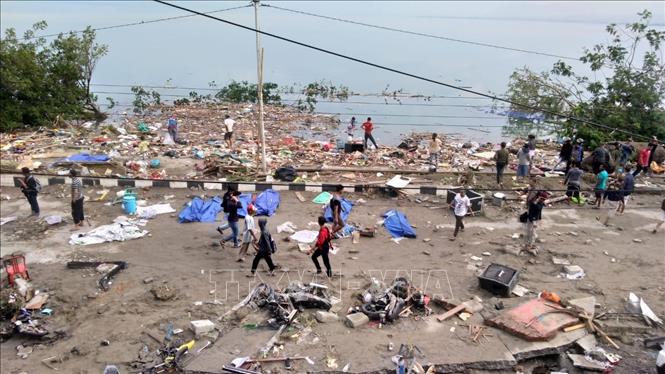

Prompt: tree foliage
xmin=215 ymin=80 xmax=281 ymax=104
xmin=0 ymin=22 xmax=108 ymax=131
xmin=504 ymin=11 xmax=665 ymax=147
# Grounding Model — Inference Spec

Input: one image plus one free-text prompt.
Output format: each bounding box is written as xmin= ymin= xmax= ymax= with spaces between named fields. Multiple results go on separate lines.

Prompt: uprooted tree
xmin=504 ymin=10 xmax=665 ymax=148
xmin=0 ymin=22 xmax=108 ymax=131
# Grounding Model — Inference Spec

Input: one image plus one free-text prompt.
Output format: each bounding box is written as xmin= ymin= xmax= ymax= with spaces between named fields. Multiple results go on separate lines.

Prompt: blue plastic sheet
xmin=324 ymin=198 xmax=353 ymax=223
xmin=61 ymin=153 xmax=110 ymax=163
xmin=178 ymin=196 xmax=222 ymax=223
xmin=254 ymin=189 xmax=280 ymax=216
xmin=382 ymin=209 xmax=416 ymax=239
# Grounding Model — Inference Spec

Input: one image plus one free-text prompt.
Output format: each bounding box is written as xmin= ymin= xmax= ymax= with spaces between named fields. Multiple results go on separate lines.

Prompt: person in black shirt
xmin=330 ymin=184 xmax=345 ymax=236
xmin=217 ymin=186 xmax=236 ymax=236
xmin=19 ymin=167 xmax=40 ymax=216
xmin=221 ymin=191 xmax=241 ymax=248
xmin=250 ymin=218 xmax=276 ymax=276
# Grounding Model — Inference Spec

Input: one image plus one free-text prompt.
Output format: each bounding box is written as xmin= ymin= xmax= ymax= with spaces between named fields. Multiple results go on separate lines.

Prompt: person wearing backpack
xmin=19 ymin=167 xmax=40 ymax=216
xmin=308 ymin=216 xmax=333 ymax=277
xmin=249 ymin=218 xmax=276 ymax=276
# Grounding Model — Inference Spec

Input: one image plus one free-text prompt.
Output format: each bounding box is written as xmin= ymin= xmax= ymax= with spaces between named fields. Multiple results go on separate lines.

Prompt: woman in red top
xmin=633 ymin=147 xmax=651 ymax=177
xmin=308 ymin=216 xmax=333 ymax=277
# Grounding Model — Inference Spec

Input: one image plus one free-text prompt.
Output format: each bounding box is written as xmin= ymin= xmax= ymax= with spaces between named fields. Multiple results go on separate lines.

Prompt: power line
xmin=262 ymin=4 xmax=581 ymax=61
xmin=22 ymin=4 xmax=251 ymax=40
xmin=151 ymin=0 xmax=653 ymax=142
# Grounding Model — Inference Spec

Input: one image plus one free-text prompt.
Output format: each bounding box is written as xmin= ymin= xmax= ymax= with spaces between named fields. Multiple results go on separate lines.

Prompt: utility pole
xmin=253 ymin=0 xmax=267 ymax=175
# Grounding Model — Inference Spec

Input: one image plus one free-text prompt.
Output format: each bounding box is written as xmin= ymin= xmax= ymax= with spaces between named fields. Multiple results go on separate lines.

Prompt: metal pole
xmin=253 ymin=0 xmax=267 ymax=174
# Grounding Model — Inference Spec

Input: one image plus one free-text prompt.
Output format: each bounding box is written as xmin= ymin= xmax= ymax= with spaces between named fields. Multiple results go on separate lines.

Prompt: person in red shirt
xmin=308 ymin=216 xmax=333 ymax=277
xmin=633 ymin=147 xmax=651 ymax=177
xmin=361 ymin=117 xmax=378 ymax=150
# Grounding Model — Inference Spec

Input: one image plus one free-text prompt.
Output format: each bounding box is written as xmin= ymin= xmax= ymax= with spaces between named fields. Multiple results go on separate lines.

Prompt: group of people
xmin=19 ymin=167 xmax=86 ymax=229
xmin=216 ymin=185 xmax=346 ymax=278
xmin=166 ymin=113 xmax=236 ymax=151
xmin=346 ymin=116 xmax=378 ymax=150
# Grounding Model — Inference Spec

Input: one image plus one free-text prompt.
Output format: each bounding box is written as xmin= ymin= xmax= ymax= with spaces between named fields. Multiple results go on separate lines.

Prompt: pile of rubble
xmin=0 ymin=102 xmax=579 ymax=182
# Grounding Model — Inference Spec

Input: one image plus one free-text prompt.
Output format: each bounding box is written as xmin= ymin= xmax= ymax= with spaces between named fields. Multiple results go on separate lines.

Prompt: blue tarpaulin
xmin=325 ymin=198 xmax=353 ymax=223
xmin=61 ymin=153 xmax=110 ymax=163
xmin=382 ymin=209 xmax=416 ymax=239
xmin=254 ymin=189 xmax=280 ymax=216
xmin=178 ymin=196 xmax=222 ymax=223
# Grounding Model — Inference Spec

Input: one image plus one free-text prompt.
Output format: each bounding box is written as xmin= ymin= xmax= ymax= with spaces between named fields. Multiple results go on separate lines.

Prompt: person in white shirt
xmin=449 ymin=190 xmax=474 ymax=241
xmin=223 ymin=114 xmax=235 ymax=151
xmin=237 ymin=204 xmax=258 ymax=262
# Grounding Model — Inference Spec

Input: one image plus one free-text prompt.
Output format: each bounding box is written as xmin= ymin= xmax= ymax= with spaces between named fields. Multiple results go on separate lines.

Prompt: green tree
xmin=0 ymin=22 xmax=108 ymax=131
xmin=215 ymin=80 xmax=281 ymax=104
xmin=504 ymin=11 xmax=665 ymax=147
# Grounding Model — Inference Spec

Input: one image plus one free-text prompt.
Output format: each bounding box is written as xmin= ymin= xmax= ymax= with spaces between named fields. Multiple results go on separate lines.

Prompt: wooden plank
xmin=436 ymin=304 xmax=466 ymax=322
xmin=563 ymin=323 xmax=586 ymax=332
xmin=294 ymin=191 xmax=306 ymax=202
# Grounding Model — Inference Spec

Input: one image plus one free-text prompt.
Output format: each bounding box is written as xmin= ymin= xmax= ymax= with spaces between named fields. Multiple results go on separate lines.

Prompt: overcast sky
xmin=2 ymin=1 xmax=663 ymax=95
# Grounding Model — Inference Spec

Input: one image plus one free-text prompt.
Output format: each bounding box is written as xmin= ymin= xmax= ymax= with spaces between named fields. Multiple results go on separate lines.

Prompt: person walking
xmin=572 ymin=138 xmax=584 ymax=164
xmin=308 ymin=216 xmax=333 ymax=277
xmin=223 ymin=114 xmax=235 ymax=151
xmin=647 ymin=137 xmax=660 ymax=176
xmin=347 ymin=116 xmax=356 ymax=139
xmin=221 ymin=191 xmax=241 ymax=248
xmin=618 ymin=139 xmax=634 ymax=167
xmin=653 ymin=198 xmax=665 ymax=234
xmin=633 ymin=146 xmax=652 ymax=177
xmin=523 ymin=190 xmax=546 ymax=255
xmin=449 ymin=190 xmax=473 ymax=241
xmin=330 ymin=185 xmax=345 ymax=236
xmin=493 ymin=142 xmax=510 ymax=187
xmin=516 ymin=144 xmax=531 ymax=181
xmin=249 ymin=218 xmax=276 ymax=276
xmin=591 ymin=144 xmax=609 ymax=174
xmin=361 ymin=117 xmax=378 ymax=150
xmin=237 ymin=204 xmax=258 ymax=262
xmin=429 ymin=133 xmax=443 ymax=171
xmin=167 ymin=114 xmax=178 ymax=142
xmin=70 ymin=169 xmax=85 ymax=228
xmin=19 ymin=167 xmax=40 ymax=216
xmin=554 ymin=138 xmax=573 ymax=172
xmin=618 ymin=165 xmax=634 ymax=214
xmin=592 ymin=164 xmax=609 ymax=208
xmin=600 ymin=178 xmax=623 ymax=226
xmin=563 ymin=161 xmax=584 ymax=204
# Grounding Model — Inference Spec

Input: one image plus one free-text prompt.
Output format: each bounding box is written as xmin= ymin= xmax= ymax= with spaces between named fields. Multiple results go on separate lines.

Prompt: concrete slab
xmin=497 ymin=327 xmax=587 ymax=361
xmin=568 ymin=296 xmax=596 ymax=317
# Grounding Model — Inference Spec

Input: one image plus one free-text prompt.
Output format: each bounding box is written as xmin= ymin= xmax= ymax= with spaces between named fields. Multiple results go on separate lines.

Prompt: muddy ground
xmin=0 ymin=181 xmax=664 ymax=373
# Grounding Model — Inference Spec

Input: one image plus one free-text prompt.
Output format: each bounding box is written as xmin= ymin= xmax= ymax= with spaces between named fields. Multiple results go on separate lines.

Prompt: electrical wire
xmin=262 ymin=4 xmax=581 ymax=61
xmin=151 ymin=1 xmax=653 ymax=142
xmin=22 ymin=4 xmax=251 ymax=40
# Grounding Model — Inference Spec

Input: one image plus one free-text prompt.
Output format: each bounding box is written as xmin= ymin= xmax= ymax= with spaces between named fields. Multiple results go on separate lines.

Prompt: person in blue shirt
xmin=167 ymin=114 xmax=178 ymax=142
xmin=618 ymin=139 xmax=634 ymax=166
xmin=593 ymin=165 xmax=609 ymax=208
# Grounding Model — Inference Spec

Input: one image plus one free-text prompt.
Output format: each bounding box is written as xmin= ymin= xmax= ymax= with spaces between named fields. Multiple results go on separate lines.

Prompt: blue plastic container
xmin=123 ymin=195 xmax=137 ymax=215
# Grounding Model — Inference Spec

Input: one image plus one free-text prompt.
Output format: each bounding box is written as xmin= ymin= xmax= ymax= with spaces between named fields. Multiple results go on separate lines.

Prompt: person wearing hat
xmin=18 ymin=167 xmax=40 ymax=216
xmin=237 ymin=204 xmax=258 ymax=262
